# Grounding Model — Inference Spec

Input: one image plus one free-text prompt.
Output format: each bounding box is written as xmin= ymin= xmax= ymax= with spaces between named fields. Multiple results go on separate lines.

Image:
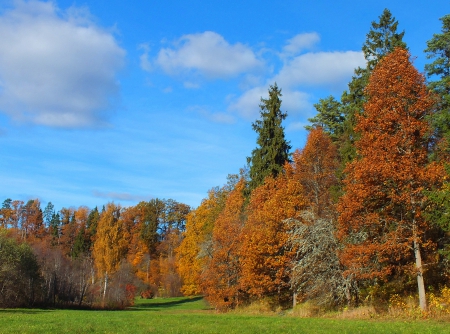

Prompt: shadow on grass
xmin=0 ymin=309 xmax=53 ymax=314
xmin=130 ymin=296 xmax=206 ymax=311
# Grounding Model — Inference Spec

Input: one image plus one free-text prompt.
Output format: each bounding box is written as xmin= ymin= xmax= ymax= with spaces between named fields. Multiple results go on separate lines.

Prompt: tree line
xmin=177 ymin=9 xmax=450 ymax=312
xmin=0 ymin=198 xmax=190 ymax=308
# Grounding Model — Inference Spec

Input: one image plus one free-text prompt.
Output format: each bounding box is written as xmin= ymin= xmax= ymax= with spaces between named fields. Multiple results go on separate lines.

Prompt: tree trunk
xmin=414 ymin=238 xmax=427 ymax=311
xmin=103 ymin=271 xmax=108 ymax=300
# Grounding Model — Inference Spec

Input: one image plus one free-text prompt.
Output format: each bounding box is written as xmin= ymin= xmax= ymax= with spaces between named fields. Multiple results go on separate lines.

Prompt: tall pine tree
xmin=247 ymin=83 xmax=291 ymax=192
xmin=425 ymin=14 xmax=450 ymax=156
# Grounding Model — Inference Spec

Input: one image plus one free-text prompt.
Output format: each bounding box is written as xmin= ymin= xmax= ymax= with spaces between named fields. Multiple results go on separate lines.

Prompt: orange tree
xmin=200 ymin=178 xmax=246 ymax=311
xmin=337 ymin=48 xmax=444 ymax=310
xmin=176 ymin=186 xmax=228 ymax=296
xmin=293 ymin=127 xmax=339 ymax=217
xmin=239 ymin=166 xmax=305 ymax=307
xmin=92 ymin=203 xmax=130 ymax=299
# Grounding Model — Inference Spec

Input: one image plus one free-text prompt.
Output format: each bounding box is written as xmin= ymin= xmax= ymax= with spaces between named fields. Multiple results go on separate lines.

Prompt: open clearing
xmin=0 ymin=297 xmax=449 ymax=333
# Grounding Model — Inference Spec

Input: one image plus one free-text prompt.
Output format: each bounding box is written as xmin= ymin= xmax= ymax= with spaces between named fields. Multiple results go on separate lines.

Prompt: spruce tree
xmin=247 ymin=83 xmax=291 ymax=192
xmin=425 ymin=14 xmax=450 ymax=154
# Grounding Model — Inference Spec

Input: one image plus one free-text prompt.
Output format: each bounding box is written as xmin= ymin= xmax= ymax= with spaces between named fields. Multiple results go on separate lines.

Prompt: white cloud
xmin=228 ymin=44 xmax=363 ymax=121
xmin=183 ymin=81 xmax=200 ymax=89
xmin=0 ymin=0 xmax=125 ymax=128
xmin=93 ymin=190 xmax=153 ymax=202
xmin=189 ymin=105 xmax=235 ymax=124
xmin=282 ymin=32 xmax=320 ymax=56
xmin=274 ymin=51 xmax=365 ymax=89
xmin=139 ymin=43 xmax=152 ymax=71
xmin=228 ymin=86 xmax=266 ymax=120
xmin=155 ymin=31 xmax=262 ymax=78
xmin=228 ymin=86 xmax=311 ymax=120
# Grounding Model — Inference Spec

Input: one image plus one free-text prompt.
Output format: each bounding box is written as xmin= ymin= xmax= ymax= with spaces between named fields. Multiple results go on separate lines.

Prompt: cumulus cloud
xmin=93 ymin=190 xmax=152 ymax=202
xmin=229 ymin=44 xmax=364 ymax=120
xmin=282 ymin=32 xmax=320 ymax=56
xmin=155 ymin=31 xmax=262 ymax=78
xmin=228 ymin=86 xmax=311 ymax=120
xmin=274 ymin=51 xmax=365 ymax=89
xmin=0 ymin=0 xmax=125 ymax=128
xmin=139 ymin=43 xmax=152 ymax=71
xmin=189 ymin=105 xmax=235 ymax=124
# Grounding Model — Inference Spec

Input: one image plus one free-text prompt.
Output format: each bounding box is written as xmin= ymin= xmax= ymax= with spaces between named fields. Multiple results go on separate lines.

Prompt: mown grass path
xmin=0 ymin=297 xmax=449 ymax=333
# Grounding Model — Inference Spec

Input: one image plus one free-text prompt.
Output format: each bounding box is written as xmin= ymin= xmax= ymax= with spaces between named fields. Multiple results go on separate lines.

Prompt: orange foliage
xmin=92 ymin=203 xmax=129 ymax=277
xmin=201 ymin=179 xmax=246 ymax=310
xmin=177 ymin=186 xmax=228 ymax=296
xmin=293 ymin=127 xmax=339 ymax=217
xmin=337 ymin=48 xmax=444 ymax=281
xmin=239 ymin=169 xmax=305 ymax=303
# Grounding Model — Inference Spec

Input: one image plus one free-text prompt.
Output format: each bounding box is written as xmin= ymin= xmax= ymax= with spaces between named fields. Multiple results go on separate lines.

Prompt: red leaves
xmin=337 ymin=48 xmax=445 ymax=280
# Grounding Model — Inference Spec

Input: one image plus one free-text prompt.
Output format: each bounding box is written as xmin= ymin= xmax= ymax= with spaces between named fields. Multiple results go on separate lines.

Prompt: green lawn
xmin=0 ymin=297 xmax=449 ymax=333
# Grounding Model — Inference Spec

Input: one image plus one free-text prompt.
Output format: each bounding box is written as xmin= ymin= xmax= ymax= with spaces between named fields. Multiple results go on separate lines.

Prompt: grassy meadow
xmin=0 ymin=297 xmax=449 ymax=333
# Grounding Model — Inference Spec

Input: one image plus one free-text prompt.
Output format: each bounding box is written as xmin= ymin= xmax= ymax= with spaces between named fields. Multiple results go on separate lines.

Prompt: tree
xmin=306 ymin=97 xmax=344 ymax=143
xmin=92 ymin=203 xmax=129 ymax=299
xmin=239 ymin=166 xmax=305 ymax=307
xmin=21 ymin=199 xmax=44 ymax=241
xmin=177 ymin=176 xmax=235 ymax=296
xmin=48 ymin=212 xmax=61 ymax=246
xmin=293 ymin=128 xmax=339 ymax=216
xmin=337 ymin=48 xmax=444 ymax=311
xmin=43 ymin=202 xmax=55 ymax=228
xmin=0 ymin=199 xmax=13 ymax=228
xmin=247 ymin=83 xmax=291 ymax=192
xmin=201 ymin=178 xmax=246 ymax=311
xmin=340 ymin=9 xmax=407 ymax=165
xmin=287 ymin=128 xmax=349 ymax=307
xmin=138 ymin=199 xmax=165 ymax=257
xmin=287 ymin=212 xmax=355 ymax=307
xmin=425 ymin=14 xmax=450 ymax=156
xmin=0 ymin=230 xmax=42 ymax=307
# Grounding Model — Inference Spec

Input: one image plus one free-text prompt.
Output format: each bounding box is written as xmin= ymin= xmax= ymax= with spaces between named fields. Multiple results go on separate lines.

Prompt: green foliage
xmin=247 ymin=83 xmax=291 ymax=192
xmin=138 ymin=199 xmax=165 ymax=255
xmin=305 ymin=96 xmax=344 ymax=143
xmin=425 ymin=14 xmax=450 ymax=152
xmin=425 ymin=164 xmax=450 ymax=259
xmin=362 ymin=8 xmax=407 ymax=71
xmin=0 ymin=230 xmax=42 ymax=307
xmin=42 ymin=202 xmax=54 ymax=228
xmin=49 ymin=212 xmax=60 ymax=245
xmin=72 ymin=224 xmax=88 ymax=258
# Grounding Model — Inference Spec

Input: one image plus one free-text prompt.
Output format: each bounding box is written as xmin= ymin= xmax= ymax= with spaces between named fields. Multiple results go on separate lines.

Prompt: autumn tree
xmin=340 ymin=9 xmax=407 ymax=165
xmin=337 ymin=48 xmax=444 ymax=311
xmin=247 ymin=83 xmax=291 ymax=193
xmin=21 ymin=199 xmax=44 ymax=241
xmin=287 ymin=128 xmax=352 ymax=307
xmin=92 ymin=203 xmax=129 ymax=299
xmin=239 ymin=166 xmax=305 ymax=307
xmin=177 ymin=178 xmax=234 ymax=296
xmin=201 ymin=178 xmax=246 ymax=311
xmin=293 ymin=128 xmax=339 ymax=216
xmin=0 ymin=199 xmax=13 ymax=228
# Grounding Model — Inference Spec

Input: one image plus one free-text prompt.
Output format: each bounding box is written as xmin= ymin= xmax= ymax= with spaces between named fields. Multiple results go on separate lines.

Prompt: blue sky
xmin=0 ymin=0 xmax=447 ymax=211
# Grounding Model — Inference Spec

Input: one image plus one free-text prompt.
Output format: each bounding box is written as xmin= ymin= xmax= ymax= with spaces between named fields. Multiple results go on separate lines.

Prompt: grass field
xmin=0 ymin=297 xmax=449 ymax=333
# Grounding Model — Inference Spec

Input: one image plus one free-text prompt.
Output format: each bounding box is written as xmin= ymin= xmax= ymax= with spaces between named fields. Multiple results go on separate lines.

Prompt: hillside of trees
xmin=2 ymin=9 xmax=450 ymax=314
